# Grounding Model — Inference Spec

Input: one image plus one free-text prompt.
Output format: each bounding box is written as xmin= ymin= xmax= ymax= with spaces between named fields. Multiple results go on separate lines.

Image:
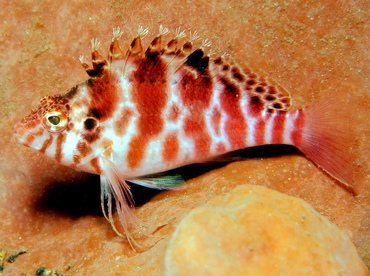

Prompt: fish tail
xmin=295 ymin=93 xmax=357 ymax=193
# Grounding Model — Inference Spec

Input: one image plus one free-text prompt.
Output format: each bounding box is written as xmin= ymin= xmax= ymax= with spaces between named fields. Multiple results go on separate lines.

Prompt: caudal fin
xmin=296 ymin=93 xmax=357 ymax=193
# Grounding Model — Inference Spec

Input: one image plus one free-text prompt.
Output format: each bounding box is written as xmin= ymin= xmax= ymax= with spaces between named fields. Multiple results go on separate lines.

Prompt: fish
xmin=13 ymin=26 xmax=355 ymax=247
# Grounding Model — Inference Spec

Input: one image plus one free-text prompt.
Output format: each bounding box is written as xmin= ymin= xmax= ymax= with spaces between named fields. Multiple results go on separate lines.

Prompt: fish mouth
xmin=13 ymin=131 xmax=21 ymax=141
xmin=13 ymin=122 xmax=27 ymax=144
xmin=13 ymin=119 xmax=33 ymax=146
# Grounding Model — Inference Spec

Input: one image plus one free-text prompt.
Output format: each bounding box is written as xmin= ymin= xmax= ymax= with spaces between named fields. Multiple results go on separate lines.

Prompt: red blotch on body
xmin=115 ymin=108 xmax=134 ymax=136
xmin=248 ymin=96 xmax=265 ymax=117
xmin=254 ymin=118 xmax=266 ymax=146
xmin=86 ymin=72 xmax=121 ymax=121
xmin=82 ymin=126 xmax=102 ymax=143
xmin=219 ymin=77 xmax=247 ymax=149
xmin=128 ymin=137 xmax=146 ymax=169
xmin=179 ymin=70 xmax=213 ymax=109
xmin=211 ymin=107 xmax=222 ymax=136
xmin=178 ymin=66 xmax=213 ymax=158
xmin=73 ymin=154 xmax=81 ymax=165
xmin=290 ymin=110 xmax=304 ymax=146
xmin=169 ymin=104 xmax=180 ymax=122
xmin=270 ymin=111 xmax=287 ymax=144
xmin=184 ymin=118 xmax=211 ymax=157
xmin=90 ymin=157 xmax=103 ymax=175
xmin=102 ymin=139 xmax=114 ymax=159
xmin=216 ymin=142 xmax=226 ymax=153
xmin=76 ymin=140 xmax=92 ymax=157
xmin=162 ymin=132 xmax=179 ymax=162
xmin=127 ymin=55 xmax=168 ymax=168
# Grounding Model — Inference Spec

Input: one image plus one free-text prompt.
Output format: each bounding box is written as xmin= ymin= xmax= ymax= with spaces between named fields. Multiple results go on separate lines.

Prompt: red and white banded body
xmin=14 ymin=26 xmax=355 ymax=245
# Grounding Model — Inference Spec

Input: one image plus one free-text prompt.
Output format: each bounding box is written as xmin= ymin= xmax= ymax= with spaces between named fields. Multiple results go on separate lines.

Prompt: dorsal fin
xmin=79 ymin=27 xmax=292 ymax=113
xmin=211 ymin=56 xmax=292 ymax=111
xmin=79 ymin=38 xmax=108 ymax=78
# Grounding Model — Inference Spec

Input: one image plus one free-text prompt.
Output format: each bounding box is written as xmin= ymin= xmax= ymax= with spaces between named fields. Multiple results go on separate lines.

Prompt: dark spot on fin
xmin=273 ymin=103 xmax=282 ymax=109
xmin=265 ymin=96 xmax=275 ymax=101
xmin=219 ymin=77 xmax=240 ymax=97
xmin=185 ymin=49 xmax=209 ymax=72
xmin=222 ymin=65 xmax=230 ymax=71
xmin=233 ymin=72 xmax=245 ymax=82
xmin=255 ymin=86 xmax=264 ymax=93
xmin=145 ymin=51 xmax=160 ymax=59
xmin=247 ymin=79 xmax=256 ymax=85
xmin=250 ymin=96 xmax=261 ymax=103
xmin=213 ymin=57 xmax=222 ymax=64
xmin=231 ymin=67 xmax=245 ymax=82
xmin=85 ymin=62 xmax=106 ymax=78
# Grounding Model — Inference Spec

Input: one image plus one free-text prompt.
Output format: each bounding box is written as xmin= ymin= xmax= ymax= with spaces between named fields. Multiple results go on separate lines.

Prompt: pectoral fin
xmin=128 ymin=172 xmax=185 ymax=190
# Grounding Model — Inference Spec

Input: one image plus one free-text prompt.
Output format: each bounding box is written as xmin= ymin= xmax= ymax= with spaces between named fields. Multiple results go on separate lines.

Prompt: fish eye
xmin=48 ymin=115 xmax=60 ymax=125
xmin=42 ymin=110 xmax=68 ymax=132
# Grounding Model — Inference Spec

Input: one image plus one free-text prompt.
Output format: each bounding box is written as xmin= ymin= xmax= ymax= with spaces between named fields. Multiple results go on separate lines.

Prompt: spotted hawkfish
xmin=13 ymin=26 xmax=355 ymax=247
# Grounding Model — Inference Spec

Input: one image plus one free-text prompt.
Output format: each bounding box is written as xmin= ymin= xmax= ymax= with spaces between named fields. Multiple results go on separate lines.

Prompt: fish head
xmin=14 ymin=94 xmax=70 ymax=148
xmin=14 ymin=88 xmax=103 ymax=173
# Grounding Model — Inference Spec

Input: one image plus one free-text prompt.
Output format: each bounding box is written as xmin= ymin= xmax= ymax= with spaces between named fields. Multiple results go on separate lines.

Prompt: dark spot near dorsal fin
xmin=213 ymin=57 xmax=222 ymax=64
xmin=64 ymin=85 xmax=78 ymax=100
xmin=249 ymin=95 xmax=264 ymax=115
xmin=145 ymin=51 xmax=160 ymax=59
xmin=247 ymin=79 xmax=256 ymax=85
xmin=86 ymin=62 xmax=106 ymax=78
xmin=273 ymin=103 xmax=282 ymax=109
xmin=233 ymin=72 xmax=245 ymax=82
xmin=219 ymin=77 xmax=240 ymax=97
xmin=88 ymin=108 xmax=102 ymax=119
xmin=250 ymin=95 xmax=261 ymax=104
xmin=255 ymin=86 xmax=264 ymax=93
xmin=185 ymin=49 xmax=209 ymax=72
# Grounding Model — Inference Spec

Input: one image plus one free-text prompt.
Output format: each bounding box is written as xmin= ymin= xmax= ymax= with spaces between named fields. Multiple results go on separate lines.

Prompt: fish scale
xmin=13 ymin=26 xmax=355 ymax=248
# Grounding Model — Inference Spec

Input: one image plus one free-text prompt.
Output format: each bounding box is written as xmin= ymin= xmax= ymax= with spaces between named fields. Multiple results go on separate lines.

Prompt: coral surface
xmin=165 ymin=185 xmax=369 ymax=275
